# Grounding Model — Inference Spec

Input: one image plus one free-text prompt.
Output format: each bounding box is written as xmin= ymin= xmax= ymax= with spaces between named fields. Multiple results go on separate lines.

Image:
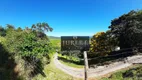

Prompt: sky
xmin=0 ymin=0 xmax=142 ymax=37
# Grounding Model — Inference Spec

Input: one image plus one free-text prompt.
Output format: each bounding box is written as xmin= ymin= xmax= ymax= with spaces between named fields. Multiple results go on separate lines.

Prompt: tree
xmin=3 ymin=23 xmax=53 ymax=79
xmin=5 ymin=25 xmax=52 ymax=61
xmin=31 ymin=22 xmax=53 ymax=38
xmin=105 ymin=30 xmax=119 ymax=51
xmin=17 ymin=27 xmax=22 ymax=32
xmin=109 ymin=10 xmax=142 ymax=49
xmin=6 ymin=24 xmax=15 ymax=30
xmin=89 ymin=31 xmax=118 ymax=57
xmin=0 ymin=26 xmax=6 ymax=36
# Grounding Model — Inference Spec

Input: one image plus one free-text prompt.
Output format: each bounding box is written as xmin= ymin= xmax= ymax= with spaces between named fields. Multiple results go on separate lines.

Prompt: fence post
xmin=83 ymin=51 xmax=89 ymax=80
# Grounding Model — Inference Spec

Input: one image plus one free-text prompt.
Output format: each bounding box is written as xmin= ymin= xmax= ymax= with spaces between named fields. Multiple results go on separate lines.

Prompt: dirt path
xmin=54 ymin=53 xmax=142 ymax=78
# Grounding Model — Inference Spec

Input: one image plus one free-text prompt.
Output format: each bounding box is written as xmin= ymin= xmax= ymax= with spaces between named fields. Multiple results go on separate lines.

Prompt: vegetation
xmin=109 ymin=10 xmax=142 ymax=49
xmin=58 ymin=54 xmax=84 ymax=68
xmin=88 ymin=10 xmax=142 ymax=65
xmin=100 ymin=65 xmax=142 ymax=80
xmin=32 ymin=57 xmax=81 ymax=80
xmin=48 ymin=36 xmax=60 ymax=39
xmin=49 ymin=38 xmax=61 ymax=50
xmin=49 ymin=38 xmax=84 ymax=68
xmin=89 ymin=10 xmax=142 ymax=57
xmin=0 ymin=26 xmax=6 ymax=36
xmin=57 ymin=10 xmax=142 ymax=67
xmin=89 ymin=31 xmax=118 ymax=57
xmin=0 ymin=23 xmax=54 ymax=80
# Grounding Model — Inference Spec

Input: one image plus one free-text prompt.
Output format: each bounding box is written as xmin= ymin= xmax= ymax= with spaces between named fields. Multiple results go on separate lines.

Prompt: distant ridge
xmin=48 ymin=36 xmax=60 ymax=39
xmin=48 ymin=36 xmax=92 ymax=39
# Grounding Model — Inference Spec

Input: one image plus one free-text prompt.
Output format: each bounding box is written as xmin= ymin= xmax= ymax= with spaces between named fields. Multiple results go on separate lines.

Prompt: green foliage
xmin=19 ymin=32 xmax=52 ymax=59
xmin=0 ymin=42 xmax=22 ymax=80
xmin=59 ymin=60 xmax=84 ymax=68
xmin=101 ymin=65 xmax=142 ymax=80
xmin=89 ymin=31 xmax=118 ymax=57
xmin=109 ymin=10 xmax=142 ymax=49
xmin=58 ymin=54 xmax=80 ymax=62
xmin=58 ymin=52 xmax=84 ymax=68
xmin=0 ymin=22 xmax=54 ymax=79
xmin=0 ymin=26 xmax=6 ymax=36
xmin=32 ymin=22 xmax=53 ymax=33
xmin=49 ymin=38 xmax=61 ymax=51
xmin=4 ymin=24 xmax=53 ymax=59
xmin=0 ymin=43 xmax=9 ymax=67
xmin=0 ymin=36 xmax=6 ymax=43
xmin=31 ymin=22 xmax=53 ymax=38
xmin=123 ymin=65 xmax=142 ymax=79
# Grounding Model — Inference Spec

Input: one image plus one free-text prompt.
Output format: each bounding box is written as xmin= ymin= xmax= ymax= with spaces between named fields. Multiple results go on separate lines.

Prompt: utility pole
xmin=83 ymin=51 xmax=89 ymax=80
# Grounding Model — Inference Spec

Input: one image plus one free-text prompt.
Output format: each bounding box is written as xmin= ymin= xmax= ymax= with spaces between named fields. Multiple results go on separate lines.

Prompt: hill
xmin=48 ymin=36 xmax=60 ymax=39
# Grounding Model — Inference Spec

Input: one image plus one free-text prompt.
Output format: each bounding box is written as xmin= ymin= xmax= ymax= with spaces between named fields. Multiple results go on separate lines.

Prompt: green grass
xmin=50 ymin=39 xmax=60 ymax=45
xmin=99 ymin=65 xmax=142 ymax=80
xmin=48 ymin=36 xmax=60 ymax=39
xmin=58 ymin=54 xmax=81 ymax=62
xmin=32 ymin=55 xmax=82 ymax=80
xmin=59 ymin=60 xmax=84 ymax=68
xmin=58 ymin=54 xmax=84 ymax=68
xmin=50 ymin=38 xmax=61 ymax=50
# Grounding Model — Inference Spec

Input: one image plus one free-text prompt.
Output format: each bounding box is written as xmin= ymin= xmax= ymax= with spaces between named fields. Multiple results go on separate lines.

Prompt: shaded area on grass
xmin=122 ymin=65 xmax=142 ymax=79
xmin=59 ymin=60 xmax=84 ymax=68
xmin=58 ymin=56 xmax=84 ymax=65
xmin=22 ymin=56 xmax=47 ymax=78
xmin=0 ymin=43 xmax=20 ymax=80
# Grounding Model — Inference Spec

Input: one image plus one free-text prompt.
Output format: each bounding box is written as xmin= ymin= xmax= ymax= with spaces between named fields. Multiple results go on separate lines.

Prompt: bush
xmin=89 ymin=31 xmax=118 ymax=57
xmin=1 ymin=23 xmax=54 ymax=79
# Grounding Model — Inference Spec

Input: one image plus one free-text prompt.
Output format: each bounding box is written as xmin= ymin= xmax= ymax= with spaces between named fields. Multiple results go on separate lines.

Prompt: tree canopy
xmin=89 ymin=31 xmax=118 ymax=57
xmin=109 ymin=10 xmax=142 ymax=49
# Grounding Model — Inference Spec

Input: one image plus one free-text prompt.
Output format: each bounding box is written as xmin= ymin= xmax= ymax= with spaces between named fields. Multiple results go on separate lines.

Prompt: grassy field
xmin=50 ymin=39 xmax=60 ymax=47
xmin=50 ymin=38 xmax=61 ymax=51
